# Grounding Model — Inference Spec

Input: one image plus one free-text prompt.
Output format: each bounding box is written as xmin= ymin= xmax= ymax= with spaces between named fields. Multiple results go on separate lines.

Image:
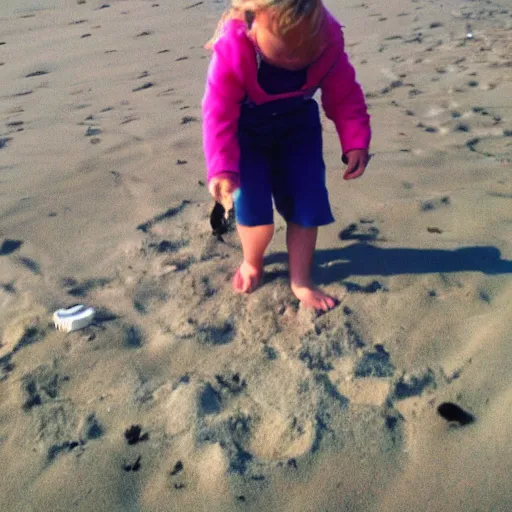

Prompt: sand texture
xmin=1 ymin=0 xmax=512 ymax=510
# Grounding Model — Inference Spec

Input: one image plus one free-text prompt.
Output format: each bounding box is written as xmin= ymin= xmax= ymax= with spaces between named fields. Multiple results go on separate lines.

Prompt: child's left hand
xmin=343 ymin=149 xmax=370 ymax=180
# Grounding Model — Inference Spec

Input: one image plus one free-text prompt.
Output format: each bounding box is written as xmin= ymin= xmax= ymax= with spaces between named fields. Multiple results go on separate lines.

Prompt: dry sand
xmin=1 ymin=0 xmax=512 ymax=510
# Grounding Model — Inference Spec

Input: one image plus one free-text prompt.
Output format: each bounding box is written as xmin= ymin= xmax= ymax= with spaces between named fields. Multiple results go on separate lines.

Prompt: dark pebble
xmin=454 ymin=123 xmax=470 ymax=132
xmin=170 ymin=460 xmax=183 ymax=476
xmin=132 ymin=82 xmax=154 ymax=92
xmin=124 ymin=425 xmax=149 ymax=445
xmin=0 ymin=239 xmax=23 ymax=256
xmin=437 ymin=402 xmax=475 ymax=426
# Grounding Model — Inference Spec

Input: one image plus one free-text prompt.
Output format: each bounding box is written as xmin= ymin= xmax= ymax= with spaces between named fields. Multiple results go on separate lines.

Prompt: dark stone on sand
xmin=184 ymin=1 xmax=204 ymax=9
xmin=132 ymin=82 xmax=154 ymax=92
xmin=504 ymin=129 xmax=512 ymax=137
xmin=85 ymin=126 xmax=101 ymax=136
xmin=81 ymin=33 xmax=92 ymax=38
xmin=424 ymin=126 xmax=438 ymax=133
xmin=13 ymin=91 xmax=34 ymax=98
xmin=467 ymin=80 xmax=479 ymax=87
xmin=136 ymin=31 xmax=152 ymax=37
xmin=124 ymin=425 xmax=149 ymax=445
xmin=181 ymin=116 xmax=198 ymax=124
xmin=210 ymin=202 xmax=235 ymax=241
xmin=466 ymin=138 xmax=480 ymax=151
xmin=427 ymin=227 xmax=443 ymax=234
xmin=437 ymin=402 xmax=475 ymax=426
xmin=179 ymin=375 xmax=190 ymax=384
xmin=25 ymin=70 xmax=49 ymax=77
xmin=237 ymin=496 xmax=246 ymax=502
xmin=0 ymin=239 xmax=23 ymax=255
xmin=354 ymin=345 xmax=395 ymax=378
xmin=170 ymin=460 xmax=183 ymax=476
xmin=454 ymin=123 xmax=470 ymax=132
xmin=6 ymin=121 xmax=23 ymax=128
xmin=176 ymin=159 xmax=187 ymax=165
xmin=430 ymin=22 xmax=443 ymax=28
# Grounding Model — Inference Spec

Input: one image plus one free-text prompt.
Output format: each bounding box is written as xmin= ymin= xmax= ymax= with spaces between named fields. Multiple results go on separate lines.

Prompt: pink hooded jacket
xmin=202 ymin=9 xmax=371 ymax=183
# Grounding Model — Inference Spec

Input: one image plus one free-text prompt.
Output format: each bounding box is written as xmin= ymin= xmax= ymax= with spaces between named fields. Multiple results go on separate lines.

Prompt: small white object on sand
xmin=53 ymin=305 xmax=95 ymax=332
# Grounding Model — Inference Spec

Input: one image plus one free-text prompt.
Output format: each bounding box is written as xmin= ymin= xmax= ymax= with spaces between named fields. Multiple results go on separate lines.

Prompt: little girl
xmin=202 ymin=0 xmax=371 ymax=311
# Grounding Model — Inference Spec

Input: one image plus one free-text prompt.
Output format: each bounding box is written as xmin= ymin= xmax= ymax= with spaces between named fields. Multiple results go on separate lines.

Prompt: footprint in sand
xmin=248 ymin=410 xmax=315 ymax=460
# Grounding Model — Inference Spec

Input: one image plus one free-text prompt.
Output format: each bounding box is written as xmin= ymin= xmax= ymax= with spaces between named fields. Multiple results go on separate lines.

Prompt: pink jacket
xmin=202 ymin=10 xmax=371 ymax=183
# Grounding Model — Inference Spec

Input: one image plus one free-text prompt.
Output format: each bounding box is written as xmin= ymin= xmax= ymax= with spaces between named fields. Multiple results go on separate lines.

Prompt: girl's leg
xmin=286 ymin=222 xmax=336 ymax=311
xmin=233 ymin=223 xmax=274 ymax=293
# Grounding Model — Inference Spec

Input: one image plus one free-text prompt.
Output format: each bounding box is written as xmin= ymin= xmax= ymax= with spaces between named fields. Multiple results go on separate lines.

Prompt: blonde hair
xmin=205 ymin=0 xmax=323 ymax=49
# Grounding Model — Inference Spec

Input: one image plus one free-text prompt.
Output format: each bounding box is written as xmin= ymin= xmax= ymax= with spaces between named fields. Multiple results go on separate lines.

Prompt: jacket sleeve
xmin=202 ymin=36 xmax=246 ymax=183
xmin=320 ymin=32 xmax=371 ymax=159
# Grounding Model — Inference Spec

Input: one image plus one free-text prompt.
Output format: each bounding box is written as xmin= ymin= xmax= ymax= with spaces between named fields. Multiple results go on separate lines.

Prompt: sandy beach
xmin=1 ymin=0 xmax=512 ymax=510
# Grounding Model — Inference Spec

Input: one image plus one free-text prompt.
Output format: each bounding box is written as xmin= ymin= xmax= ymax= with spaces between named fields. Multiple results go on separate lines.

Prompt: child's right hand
xmin=208 ymin=175 xmax=240 ymax=212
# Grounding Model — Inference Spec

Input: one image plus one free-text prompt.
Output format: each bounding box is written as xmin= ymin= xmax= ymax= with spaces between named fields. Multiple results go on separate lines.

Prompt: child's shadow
xmin=264 ymin=243 xmax=512 ymax=284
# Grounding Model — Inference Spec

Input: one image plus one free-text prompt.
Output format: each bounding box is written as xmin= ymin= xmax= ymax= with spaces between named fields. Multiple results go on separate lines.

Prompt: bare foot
xmin=291 ymin=283 xmax=337 ymax=311
xmin=232 ymin=261 xmax=263 ymax=294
